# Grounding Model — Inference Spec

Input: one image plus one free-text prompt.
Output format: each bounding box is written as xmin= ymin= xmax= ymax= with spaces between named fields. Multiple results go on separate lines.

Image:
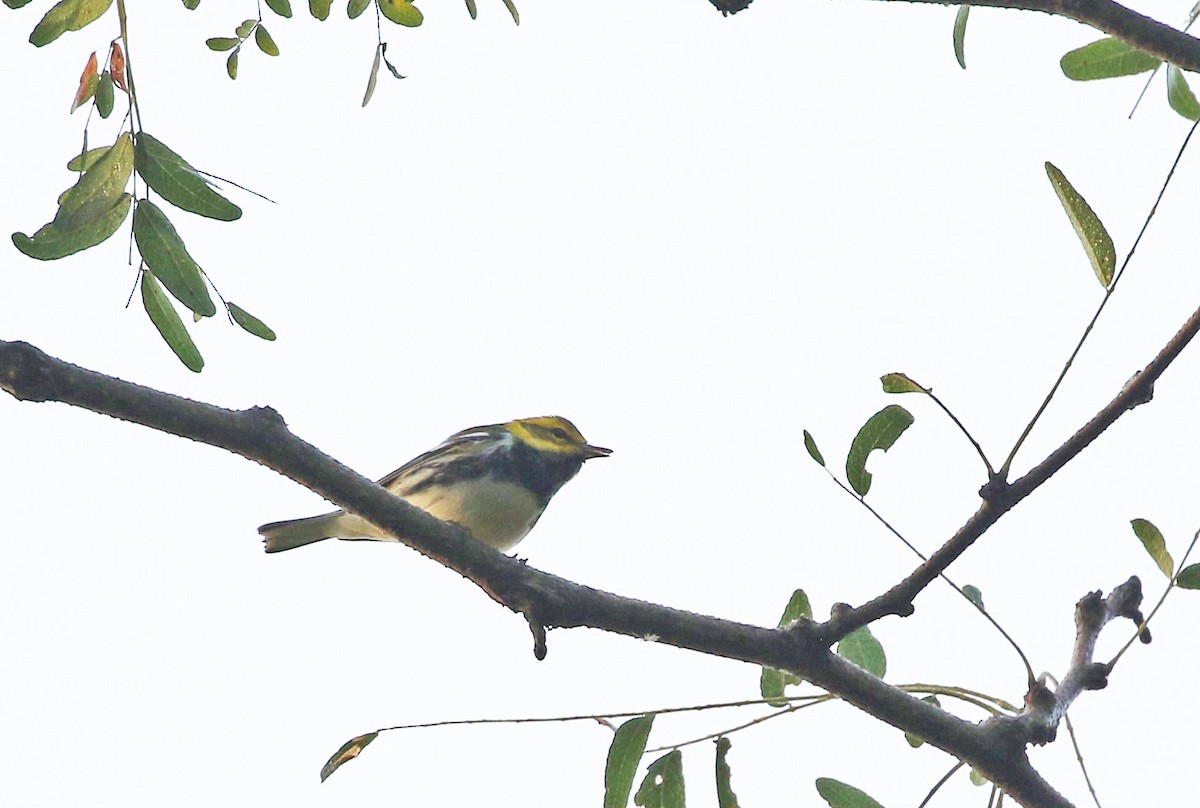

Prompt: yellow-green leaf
xmin=30 ymin=0 xmax=113 ymax=47
xmin=226 ymin=51 xmax=239 ymax=79
xmin=1060 ymin=38 xmax=1160 ymax=81
xmin=205 ymin=36 xmax=240 ymax=51
xmin=142 ymin=270 xmax=204 ymax=372
xmin=348 ymin=0 xmax=370 ymax=17
xmin=1176 ymin=563 xmax=1200 ymax=589
xmin=803 ymin=429 xmax=825 ymax=466
xmin=881 ymin=372 xmax=928 ymax=394
xmin=846 ymin=405 xmax=913 ymax=497
xmin=309 ymin=0 xmax=333 ymax=19
xmin=1045 ymin=162 xmax=1116 ymax=288
xmin=265 ymin=0 xmax=292 ymax=16
xmin=760 ymin=589 xmax=810 ymax=705
xmin=952 ymin=6 xmax=969 ymax=70
xmin=379 ymin=0 xmax=423 ymax=26
xmin=634 ymin=750 xmax=684 ymax=808
xmin=604 ymin=715 xmax=655 ymax=808
xmin=1166 ymin=65 xmax=1200 ymax=121
xmin=67 ymin=146 xmax=110 ymax=172
xmin=135 ymin=132 xmax=242 ymax=221
xmin=12 ymin=193 xmax=130 ymax=260
xmin=320 ymin=731 xmax=378 ymax=782
xmin=54 ymin=132 xmax=133 ymax=230
xmin=501 ymin=0 xmax=518 ymax=25
xmin=255 ymin=24 xmax=279 ymax=56
xmin=464 ymin=0 xmax=476 ymax=19
xmin=228 ymin=302 xmax=277 ymax=340
xmin=235 ymin=18 xmax=257 ymax=38
xmin=133 ymin=200 xmax=216 ymax=317
xmin=1131 ymin=518 xmax=1173 ymax=578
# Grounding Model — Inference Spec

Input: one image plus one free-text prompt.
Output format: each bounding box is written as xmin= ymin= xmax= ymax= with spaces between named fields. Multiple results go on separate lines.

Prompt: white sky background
xmin=2 ymin=1 xmax=1199 ymax=806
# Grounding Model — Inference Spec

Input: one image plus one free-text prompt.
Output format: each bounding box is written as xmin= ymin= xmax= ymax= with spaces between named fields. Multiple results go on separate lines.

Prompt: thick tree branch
xmin=3 ymin=307 xmax=1196 ymax=808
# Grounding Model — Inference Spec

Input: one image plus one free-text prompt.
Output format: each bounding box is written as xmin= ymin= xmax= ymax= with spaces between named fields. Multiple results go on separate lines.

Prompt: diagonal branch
xmin=2 ymin=312 xmax=1195 ymax=808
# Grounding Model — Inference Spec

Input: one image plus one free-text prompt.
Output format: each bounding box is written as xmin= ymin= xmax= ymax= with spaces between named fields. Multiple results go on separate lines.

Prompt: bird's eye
xmin=551 ymin=427 xmax=569 ymax=441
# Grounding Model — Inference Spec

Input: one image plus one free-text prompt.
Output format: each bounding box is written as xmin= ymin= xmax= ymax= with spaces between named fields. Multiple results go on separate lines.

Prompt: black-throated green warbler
xmin=259 ymin=416 xmax=610 ymax=553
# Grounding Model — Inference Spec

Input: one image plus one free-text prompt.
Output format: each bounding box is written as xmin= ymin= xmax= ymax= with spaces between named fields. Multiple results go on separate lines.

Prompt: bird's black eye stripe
xmin=551 ymin=427 xmax=569 ymax=440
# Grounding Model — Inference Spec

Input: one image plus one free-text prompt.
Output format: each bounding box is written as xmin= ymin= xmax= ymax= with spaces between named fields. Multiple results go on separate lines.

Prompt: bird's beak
xmin=582 ymin=444 xmax=612 ymax=460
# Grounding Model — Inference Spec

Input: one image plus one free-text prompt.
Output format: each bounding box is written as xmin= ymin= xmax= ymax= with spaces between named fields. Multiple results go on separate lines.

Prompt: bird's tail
xmin=259 ymin=512 xmax=349 ymax=553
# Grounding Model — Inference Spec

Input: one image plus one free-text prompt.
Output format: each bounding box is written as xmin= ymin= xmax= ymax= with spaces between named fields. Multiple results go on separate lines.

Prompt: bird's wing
xmin=375 ymin=425 xmax=504 ymax=494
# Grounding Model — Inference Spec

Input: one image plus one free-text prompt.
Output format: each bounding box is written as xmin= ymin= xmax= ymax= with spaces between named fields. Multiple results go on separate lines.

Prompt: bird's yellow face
xmin=506 ymin=416 xmax=612 ymax=460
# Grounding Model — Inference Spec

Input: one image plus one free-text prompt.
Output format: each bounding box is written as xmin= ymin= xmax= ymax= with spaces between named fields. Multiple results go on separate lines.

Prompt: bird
xmin=259 ymin=416 xmax=610 ymax=553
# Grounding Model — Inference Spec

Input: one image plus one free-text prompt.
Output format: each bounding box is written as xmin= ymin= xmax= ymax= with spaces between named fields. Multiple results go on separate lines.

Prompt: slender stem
xmin=918 ymin=760 xmax=967 ymax=808
xmin=1062 ymin=714 xmax=1104 ymax=808
xmin=1000 ymin=120 xmax=1200 ymax=477
xmin=927 ymin=387 xmax=994 ymax=476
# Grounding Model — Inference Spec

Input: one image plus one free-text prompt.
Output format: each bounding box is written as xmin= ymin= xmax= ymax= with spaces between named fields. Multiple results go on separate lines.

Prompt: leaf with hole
xmin=1060 ymin=38 xmax=1160 ymax=80
xmin=142 ymin=270 xmax=204 ymax=372
xmin=30 ymin=0 xmax=113 ymax=47
xmin=1045 ymin=162 xmax=1115 ymax=288
xmin=715 ymin=738 xmax=740 ymax=808
xmin=133 ymin=200 xmax=216 ymax=317
xmin=845 ymin=405 xmax=913 ymax=497
xmin=135 ymin=133 xmax=242 ymax=221
xmin=604 ymin=715 xmax=654 ymax=808
xmin=319 ymin=731 xmax=378 ymax=782
xmin=634 ymin=750 xmax=684 ymax=808
xmin=1131 ymin=518 xmax=1173 ymax=578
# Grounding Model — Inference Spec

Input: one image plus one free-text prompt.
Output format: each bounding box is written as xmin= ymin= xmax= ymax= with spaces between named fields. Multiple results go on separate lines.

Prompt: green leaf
xmin=206 ymin=36 xmax=240 ymax=51
xmin=1044 ymin=162 xmax=1116 ymax=288
xmin=29 ymin=0 xmax=113 ymax=47
xmin=135 ymin=132 xmax=242 ymax=221
xmin=12 ymin=193 xmax=130 ymax=260
xmin=464 ymin=0 xmax=477 ymax=19
xmin=803 ymin=429 xmax=825 ymax=466
xmin=1176 ymin=563 xmax=1200 ymax=589
xmin=605 ymin=715 xmax=655 ymax=808
xmin=96 ymin=70 xmax=114 ymax=117
xmin=226 ymin=51 xmax=239 ymax=79
xmin=760 ymin=589 xmax=811 ymax=705
xmin=816 ymin=778 xmax=886 ymax=808
xmin=228 ymin=302 xmax=277 ymax=341
xmin=1060 ymin=38 xmax=1160 ymax=81
xmin=319 ymin=731 xmax=378 ymax=782
xmin=379 ymin=0 xmax=423 ymax=26
xmin=881 ymin=372 xmax=927 ymax=394
xmin=5 ymin=0 xmax=35 ymax=8
xmin=142 ymin=270 xmax=204 ymax=372
xmin=309 ymin=0 xmax=333 ymax=19
xmin=962 ymin=584 xmax=984 ymax=609
xmin=635 ymin=750 xmax=685 ymax=808
xmin=501 ymin=0 xmax=518 ymax=24
xmin=836 ymin=626 xmax=886 ymax=678
xmin=363 ymin=44 xmax=382 ymax=107
xmin=54 ymin=131 xmax=133 ymax=230
xmin=266 ymin=0 xmax=292 ymax=16
xmin=845 ymin=405 xmax=913 ymax=497
xmin=182 ymin=0 xmax=200 ymax=8
xmin=905 ymin=695 xmax=941 ymax=748
xmin=255 ymin=24 xmax=280 ymax=56
xmin=714 ymin=738 xmax=740 ymax=808
xmin=133 ymin=200 xmax=216 ymax=317
xmin=969 ymin=769 xmax=989 ymax=786
xmin=348 ymin=0 xmax=371 ymax=17
xmin=952 ymin=5 xmax=969 ymax=70
xmin=67 ymin=146 xmax=109 ymax=172
xmin=1131 ymin=518 xmax=1173 ymax=578
xmin=235 ymin=18 xmax=257 ymax=38
xmin=1166 ymin=65 xmax=1200 ymax=121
